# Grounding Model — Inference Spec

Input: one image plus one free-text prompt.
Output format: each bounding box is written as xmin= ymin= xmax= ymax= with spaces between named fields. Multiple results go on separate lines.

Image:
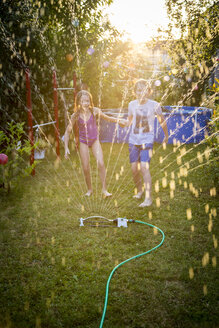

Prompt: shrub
xmin=0 ymin=122 xmax=35 ymax=192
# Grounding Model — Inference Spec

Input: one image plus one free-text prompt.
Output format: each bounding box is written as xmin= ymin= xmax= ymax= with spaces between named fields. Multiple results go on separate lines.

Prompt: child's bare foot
xmin=102 ymin=190 xmax=112 ymax=198
xmin=139 ymin=198 xmax=152 ymax=207
xmin=85 ymin=190 xmax=92 ymax=197
xmin=133 ymin=191 xmax=144 ymax=199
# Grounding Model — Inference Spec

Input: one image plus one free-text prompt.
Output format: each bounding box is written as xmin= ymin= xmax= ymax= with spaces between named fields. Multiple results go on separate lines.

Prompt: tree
xmin=162 ymin=0 xmax=218 ymax=106
xmin=0 ymin=0 xmax=116 ymax=133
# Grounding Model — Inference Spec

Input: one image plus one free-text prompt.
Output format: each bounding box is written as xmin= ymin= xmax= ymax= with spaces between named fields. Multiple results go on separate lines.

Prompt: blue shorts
xmin=129 ymin=143 xmax=153 ymax=163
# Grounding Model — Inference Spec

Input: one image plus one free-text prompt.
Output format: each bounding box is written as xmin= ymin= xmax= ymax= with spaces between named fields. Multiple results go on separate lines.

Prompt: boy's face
xmin=135 ymin=83 xmax=148 ymax=101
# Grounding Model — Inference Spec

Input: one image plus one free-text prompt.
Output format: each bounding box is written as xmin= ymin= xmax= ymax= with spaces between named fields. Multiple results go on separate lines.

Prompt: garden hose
xmin=99 ymin=219 xmax=165 ymax=328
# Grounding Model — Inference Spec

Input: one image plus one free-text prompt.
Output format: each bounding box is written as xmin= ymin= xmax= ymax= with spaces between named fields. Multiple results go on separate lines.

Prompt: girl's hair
xmin=134 ymin=79 xmax=152 ymax=95
xmin=74 ymin=90 xmax=94 ymax=113
xmin=73 ymin=90 xmax=94 ymax=148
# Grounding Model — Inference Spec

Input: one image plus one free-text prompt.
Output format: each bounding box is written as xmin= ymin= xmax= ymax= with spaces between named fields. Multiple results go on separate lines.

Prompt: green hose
xmin=99 ymin=219 xmax=165 ymax=328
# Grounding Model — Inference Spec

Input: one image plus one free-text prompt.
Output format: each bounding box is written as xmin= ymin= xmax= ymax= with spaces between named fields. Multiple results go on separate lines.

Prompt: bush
xmin=0 ymin=122 xmax=35 ymax=192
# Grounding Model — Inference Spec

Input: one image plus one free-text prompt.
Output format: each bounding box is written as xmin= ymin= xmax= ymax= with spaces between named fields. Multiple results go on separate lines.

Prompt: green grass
xmin=0 ymin=142 xmax=218 ymax=328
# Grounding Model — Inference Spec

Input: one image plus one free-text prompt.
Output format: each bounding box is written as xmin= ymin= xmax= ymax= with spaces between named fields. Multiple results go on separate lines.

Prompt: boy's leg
xmin=129 ymin=144 xmax=143 ymax=198
xmin=138 ymin=146 xmax=153 ymax=207
xmin=79 ymin=142 xmax=92 ymax=195
xmin=91 ymin=140 xmax=111 ymax=196
xmin=139 ymin=161 xmax=152 ymax=206
xmin=131 ymin=162 xmax=143 ymax=198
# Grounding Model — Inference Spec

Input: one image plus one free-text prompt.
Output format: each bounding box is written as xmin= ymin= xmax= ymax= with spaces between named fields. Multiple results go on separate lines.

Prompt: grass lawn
xmin=0 ymin=142 xmax=218 ymax=328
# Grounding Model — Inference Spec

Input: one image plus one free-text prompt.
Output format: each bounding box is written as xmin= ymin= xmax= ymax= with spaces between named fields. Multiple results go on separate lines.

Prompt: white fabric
xmin=128 ymin=99 xmax=162 ymax=145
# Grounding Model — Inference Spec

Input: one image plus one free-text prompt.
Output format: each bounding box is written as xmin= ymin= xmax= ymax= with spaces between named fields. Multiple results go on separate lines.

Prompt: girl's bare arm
xmin=128 ymin=114 xmax=133 ymax=126
xmin=64 ymin=113 xmax=78 ymax=158
xmin=93 ymin=107 xmax=127 ymax=127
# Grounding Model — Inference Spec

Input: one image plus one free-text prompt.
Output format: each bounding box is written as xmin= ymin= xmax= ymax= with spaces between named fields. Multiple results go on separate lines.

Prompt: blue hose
xmin=99 ymin=219 xmax=165 ymax=328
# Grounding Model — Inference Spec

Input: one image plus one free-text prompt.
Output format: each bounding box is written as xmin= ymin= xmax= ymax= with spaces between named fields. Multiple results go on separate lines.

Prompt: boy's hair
xmin=134 ymin=79 xmax=152 ymax=94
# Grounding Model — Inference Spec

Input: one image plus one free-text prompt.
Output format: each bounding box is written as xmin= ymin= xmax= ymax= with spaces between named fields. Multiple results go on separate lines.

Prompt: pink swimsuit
xmin=78 ymin=113 xmax=98 ymax=147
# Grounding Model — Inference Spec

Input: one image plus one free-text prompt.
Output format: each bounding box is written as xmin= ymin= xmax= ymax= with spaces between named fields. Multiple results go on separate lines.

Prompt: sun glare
xmin=105 ymin=0 xmax=170 ymax=43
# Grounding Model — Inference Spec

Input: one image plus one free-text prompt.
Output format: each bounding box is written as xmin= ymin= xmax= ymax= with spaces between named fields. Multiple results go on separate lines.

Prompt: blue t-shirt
xmin=128 ymin=99 xmax=162 ymax=145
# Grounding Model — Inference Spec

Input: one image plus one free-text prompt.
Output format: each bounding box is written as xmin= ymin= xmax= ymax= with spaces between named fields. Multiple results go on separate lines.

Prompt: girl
xmin=64 ymin=90 xmax=125 ymax=197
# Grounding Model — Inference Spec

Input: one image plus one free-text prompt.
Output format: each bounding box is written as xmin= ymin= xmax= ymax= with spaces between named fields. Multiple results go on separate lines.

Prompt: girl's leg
xmin=139 ymin=161 xmax=152 ymax=207
xmin=91 ymin=140 xmax=111 ymax=196
xmin=131 ymin=162 xmax=143 ymax=198
xmin=79 ymin=142 xmax=92 ymax=195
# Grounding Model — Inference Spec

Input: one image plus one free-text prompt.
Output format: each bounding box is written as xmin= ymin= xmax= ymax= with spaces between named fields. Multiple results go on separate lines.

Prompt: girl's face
xmin=80 ymin=94 xmax=90 ymax=111
xmin=135 ymin=83 xmax=148 ymax=102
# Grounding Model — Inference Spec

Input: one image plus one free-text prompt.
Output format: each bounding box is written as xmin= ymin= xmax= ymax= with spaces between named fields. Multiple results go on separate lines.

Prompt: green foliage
xmin=1 ymin=0 xmax=217 ymax=133
xmin=0 ymin=121 xmax=35 ymax=192
xmin=161 ymin=0 xmax=218 ymax=106
xmin=0 ymin=0 xmax=118 ymax=132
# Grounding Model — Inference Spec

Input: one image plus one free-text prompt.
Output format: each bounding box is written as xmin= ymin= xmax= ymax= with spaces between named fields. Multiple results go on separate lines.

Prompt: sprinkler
xmin=79 ymin=216 xmax=128 ymax=227
xmin=79 ymin=216 xmax=165 ymax=327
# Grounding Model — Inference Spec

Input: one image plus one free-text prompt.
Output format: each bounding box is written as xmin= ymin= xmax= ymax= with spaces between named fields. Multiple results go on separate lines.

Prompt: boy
xmin=126 ymin=79 xmax=168 ymax=207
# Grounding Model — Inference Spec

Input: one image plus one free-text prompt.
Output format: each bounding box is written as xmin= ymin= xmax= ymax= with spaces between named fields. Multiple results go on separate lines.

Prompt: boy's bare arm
xmin=157 ymin=114 xmax=168 ymax=143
